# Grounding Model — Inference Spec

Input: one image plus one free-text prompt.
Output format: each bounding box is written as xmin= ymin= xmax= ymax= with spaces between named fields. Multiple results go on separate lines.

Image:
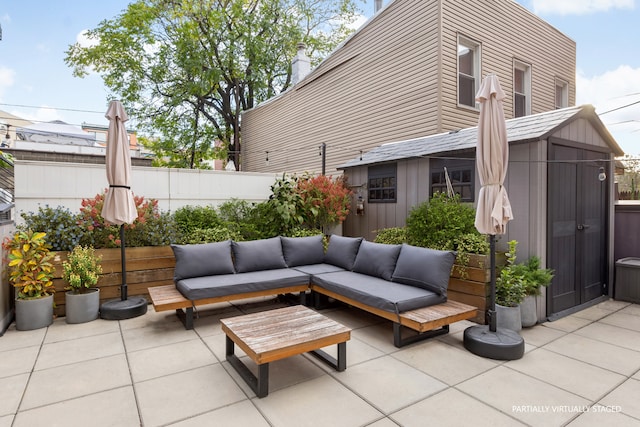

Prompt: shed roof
xmin=339 ymin=105 xmax=623 ymax=169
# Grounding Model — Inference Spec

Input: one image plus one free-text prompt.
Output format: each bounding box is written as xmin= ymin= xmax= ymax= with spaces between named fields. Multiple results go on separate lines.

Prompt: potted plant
xmin=62 ymin=245 xmax=103 ymax=324
xmin=495 ymin=240 xmax=527 ymax=331
xmin=520 ymin=256 xmax=554 ymax=327
xmin=4 ymin=230 xmax=56 ymax=330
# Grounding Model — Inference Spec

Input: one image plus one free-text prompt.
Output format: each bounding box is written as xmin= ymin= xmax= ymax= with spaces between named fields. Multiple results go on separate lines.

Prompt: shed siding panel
xmin=551 ymin=118 xmax=609 ymax=150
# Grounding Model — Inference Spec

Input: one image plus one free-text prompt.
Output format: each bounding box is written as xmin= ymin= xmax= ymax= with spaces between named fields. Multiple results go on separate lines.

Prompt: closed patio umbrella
xmin=100 ymin=100 xmax=147 ymax=320
xmin=463 ymin=75 xmax=524 ymax=360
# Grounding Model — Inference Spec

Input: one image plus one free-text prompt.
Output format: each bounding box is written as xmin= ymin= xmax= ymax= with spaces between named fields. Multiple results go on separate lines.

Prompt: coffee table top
xmin=221 ymin=305 xmax=351 ymax=364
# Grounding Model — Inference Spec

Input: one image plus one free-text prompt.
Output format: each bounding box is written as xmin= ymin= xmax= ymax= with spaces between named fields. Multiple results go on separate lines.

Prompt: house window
xmin=555 ymin=79 xmax=568 ymax=109
xmin=458 ymin=35 xmax=481 ymax=108
xmin=368 ymin=163 xmax=396 ymax=203
xmin=430 ymin=158 xmax=474 ymax=202
xmin=514 ymin=60 xmax=531 ymax=117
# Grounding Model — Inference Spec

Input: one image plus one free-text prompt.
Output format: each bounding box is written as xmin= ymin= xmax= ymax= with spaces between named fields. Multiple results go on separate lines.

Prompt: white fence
xmin=14 ymin=160 xmax=279 ymax=221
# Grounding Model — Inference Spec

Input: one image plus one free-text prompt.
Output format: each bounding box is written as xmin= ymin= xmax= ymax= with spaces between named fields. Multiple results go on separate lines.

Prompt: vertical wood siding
xmin=242 ymin=0 xmax=575 ymax=176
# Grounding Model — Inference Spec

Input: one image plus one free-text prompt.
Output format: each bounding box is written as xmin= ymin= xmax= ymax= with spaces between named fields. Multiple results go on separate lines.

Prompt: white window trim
xmin=513 ymin=60 xmax=532 ymax=117
xmin=457 ymin=34 xmax=481 ymax=110
xmin=555 ymin=78 xmax=569 ymax=109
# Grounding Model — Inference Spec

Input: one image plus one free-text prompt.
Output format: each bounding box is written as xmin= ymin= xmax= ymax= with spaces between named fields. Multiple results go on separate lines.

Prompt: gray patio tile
xmin=505 ymin=348 xmax=625 ymax=400
xmin=200 ymin=332 xmax=229 ymax=362
xmin=599 ymin=378 xmax=640 ymax=420
xmin=571 ymin=305 xmax=615 ymax=321
xmin=394 ymin=340 xmax=498 ymax=386
xmin=43 ymin=317 xmax=120 ymax=343
xmin=128 ymin=338 xmax=216 ymax=382
xmin=0 ymin=414 xmax=13 ymax=427
xmin=457 ymin=366 xmax=590 ymax=427
xmin=332 ymin=355 xmax=447 ymax=414
xmin=544 ymin=333 xmax=640 ymax=376
xmin=391 ymin=388 xmax=525 ymax=427
xmin=0 ymin=373 xmax=29 ymax=417
xmin=323 ymin=306 xmax=386 ymax=330
xmin=253 ymin=375 xmax=383 ymax=427
xmin=544 ymin=315 xmax=592 ymax=332
xmin=12 ymin=386 xmax=139 ymax=427
xmin=121 ymin=318 xmax=198 ymax=352
xmin=21 ymin=354 xmax=131 ymax=410
xmin=518 ymin=324 xmax=566 ymax=347
xmin=351 ymin=323 xmax=398 ymax=354
xmin=0 ymin=325 xmax=45 ymax=352
xmin=0 ymin=345 xmax=39 ymax=378
xmin=35 ymin=331 xmax=124 ymax=370
xmin=306 ymin=336 xmax=385 ymax=371
xmin=118 ymin=305 xmax=183 ymax=330
xmin=574 ymin=322 xmax=640 ymax=352
xmin=169 ymin=400 xmax=270 ymax=426
xmin=365 ymin=418 xmax=400 ymax=427
xmin=192 ymin=304 xmax=242 ymax=337
xmin=135 ymin=364 xmax=246 ymax=427
xmin=619 ymin=304 xmax=640 ymax=317
xmin=598 ymin=312 xmax=640 ymax=333
xmin=566 ymin=406 xmax=640 ymax=426
xmin=222 ymin=353 xmax=326 ymax=396
xmin=597 ymin=299 xmax=630 ymax=311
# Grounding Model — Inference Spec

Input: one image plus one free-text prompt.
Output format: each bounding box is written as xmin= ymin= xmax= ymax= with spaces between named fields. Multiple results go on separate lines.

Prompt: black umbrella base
xmin=100 ymin=296 xmax=148 ymax=320
xmin=463 ymin=325 xmax=525 ymax=360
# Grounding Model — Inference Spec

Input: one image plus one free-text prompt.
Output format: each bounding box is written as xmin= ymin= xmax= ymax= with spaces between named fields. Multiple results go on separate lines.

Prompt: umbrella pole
xmin=489 ymin=234 xmax=497 ymax=332
xmin=120 ymin=224 xmax=127 ymax=301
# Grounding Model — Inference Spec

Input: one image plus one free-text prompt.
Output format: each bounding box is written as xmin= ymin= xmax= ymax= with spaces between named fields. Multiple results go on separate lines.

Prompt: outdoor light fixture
xmin=598 ymin=167 xmax=606 ymax=182
xmin=356 ymin=195 xmax=365 ymax=216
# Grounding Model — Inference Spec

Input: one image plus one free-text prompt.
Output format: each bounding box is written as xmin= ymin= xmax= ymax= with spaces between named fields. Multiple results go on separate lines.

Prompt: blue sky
xmin=0 ymin=0 xmax=639 ymax=154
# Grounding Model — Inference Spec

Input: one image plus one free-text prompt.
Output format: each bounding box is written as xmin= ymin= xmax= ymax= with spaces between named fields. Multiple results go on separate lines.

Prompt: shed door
xmin=547 ymin=143 xmax=608 ymax=315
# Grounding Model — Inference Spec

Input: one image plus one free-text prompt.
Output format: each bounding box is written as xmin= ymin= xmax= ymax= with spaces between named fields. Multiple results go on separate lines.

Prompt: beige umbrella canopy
xmin=474 ymin=74 xmax=513 ymax=235
xmin=102 ymin=100 xmax=137 ymax=225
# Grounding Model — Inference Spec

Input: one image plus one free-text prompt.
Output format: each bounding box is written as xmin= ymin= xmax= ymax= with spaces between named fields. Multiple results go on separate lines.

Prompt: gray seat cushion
xmin=312 ymin=271 xmax=445 ymax=313
xmin=291 ymin=263 xmax=346 ymax=275
xmin=391 ymin=244 xmax=456 ymax=296
xmin=324 ymin=235 xmax=363 ymax=270
xmin=352 ymin=240 xmax=402 ymax=280
xmin=281 ymin=235 xmax=325 ymax=267
xmin=171 ymin=241 xmax=235 ymax=281
xmin=176 ymin=268 xmax=310 ymax=300
xmin=232 ymin=237 xmax=287 ymax=273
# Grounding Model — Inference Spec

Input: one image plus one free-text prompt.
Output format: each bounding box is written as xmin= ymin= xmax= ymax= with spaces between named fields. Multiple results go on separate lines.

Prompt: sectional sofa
xmin=152 ymin=234 xmax=477 ymax=347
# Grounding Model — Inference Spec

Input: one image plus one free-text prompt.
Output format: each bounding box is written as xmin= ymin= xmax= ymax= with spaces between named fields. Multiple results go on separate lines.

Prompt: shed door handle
xmin=577 ymin=224 xmax=590 ymax=230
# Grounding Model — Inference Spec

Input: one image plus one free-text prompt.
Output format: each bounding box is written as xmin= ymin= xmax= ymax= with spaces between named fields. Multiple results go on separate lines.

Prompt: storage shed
xmin=340 ymin=105 xmax=624 ymax=319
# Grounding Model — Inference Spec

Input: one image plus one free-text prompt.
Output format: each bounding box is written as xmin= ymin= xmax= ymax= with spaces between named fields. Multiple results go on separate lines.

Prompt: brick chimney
xmin=292 ymin=42 xmax=311 ymax=84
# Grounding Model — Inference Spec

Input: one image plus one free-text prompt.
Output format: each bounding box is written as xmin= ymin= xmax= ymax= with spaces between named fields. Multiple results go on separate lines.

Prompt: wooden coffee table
xmin=220 ymin=305 xmax=351 ymax=398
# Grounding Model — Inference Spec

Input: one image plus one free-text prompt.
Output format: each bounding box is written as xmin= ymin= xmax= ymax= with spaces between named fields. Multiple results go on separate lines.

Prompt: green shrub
xmin=178 ymin=226 xmax=243 ymax=244
xmin=173 ymin=205 xmax=220 ymax=234
xmin=18 ymin=206 xmax=83 ymax=251
xmin=406 ymin=192 xmax=478 ymax=251
xmin=374 ymin=227 xmax=408 ymax=245
xmin=62 ymin=245 xmax=102 ymax=294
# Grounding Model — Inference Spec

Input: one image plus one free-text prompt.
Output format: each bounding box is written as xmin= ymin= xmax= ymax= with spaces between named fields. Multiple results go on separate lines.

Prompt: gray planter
xmin=65 ymin=288 xmax=100 ymax=324
xmin=15 ymin=294 xmax=54 ymax=331
xmin=496 ymin=303 xmax=522 ymax=332
xmin=520 ymin=295 xmax=538 ymax=327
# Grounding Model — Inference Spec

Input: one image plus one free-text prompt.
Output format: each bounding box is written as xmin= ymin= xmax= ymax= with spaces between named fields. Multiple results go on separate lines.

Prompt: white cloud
xmin=76 ymin=29 xmax=99 ymax=48
xmin=532 ymin=0 xmax=635 ymax=14
xmin=577 ymin=65 xmax=640 ymax=154
xmin=0 ymin=66 xmax=16 ymax=99
xmin=15 ymin=105 xmax=63 ymax=123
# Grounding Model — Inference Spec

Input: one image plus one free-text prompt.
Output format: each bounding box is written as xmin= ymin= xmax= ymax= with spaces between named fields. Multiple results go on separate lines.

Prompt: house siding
xmin=242 ymin=0 xmax=575 ymax=175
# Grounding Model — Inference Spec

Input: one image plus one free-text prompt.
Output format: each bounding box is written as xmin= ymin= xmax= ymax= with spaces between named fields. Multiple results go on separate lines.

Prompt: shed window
xmin=458 ymin=35 xmax=481 ymax=108
xmin=555 ymin=78 xmax=568 ymax=109
xmin=430 ymin=158 xmax=474 ymax=202
xmin=368 ymin=163 xmax=396 ymax=203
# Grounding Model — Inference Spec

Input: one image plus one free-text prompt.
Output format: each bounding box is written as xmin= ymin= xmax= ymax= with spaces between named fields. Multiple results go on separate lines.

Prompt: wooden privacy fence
xmin=50 ymin=245 xmax=495 ymax=323
xmin=51 ymin=246 xmax=175 ymax=317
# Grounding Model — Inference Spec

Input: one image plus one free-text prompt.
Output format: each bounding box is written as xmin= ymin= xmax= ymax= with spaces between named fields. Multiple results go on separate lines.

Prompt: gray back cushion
xmin=324 ymin=235 xmax=363 ymax=270
xmin=232 ymin=237 xmax=287 ymax=273
xmin=352 ymin=240 xmax=402 ymax=280
xmin=171 ymin=241 xmax=235 ymax=281
xmin=391 ymin=244 xmax=456 ymax=296
xmin=281 ymin=235 xmax=325 ymax=267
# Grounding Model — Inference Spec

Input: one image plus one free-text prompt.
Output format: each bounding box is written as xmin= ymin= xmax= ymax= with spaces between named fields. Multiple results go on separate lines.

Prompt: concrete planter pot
xmin=520 ymin=295 xmax=538 ymax=328
xmin=15 ymin=294 xmax=54 ymax=331
xmin=496 ymin=303 xmax=522 ymax=332
xmin=65 ymin=289 xmax=100 ymax=324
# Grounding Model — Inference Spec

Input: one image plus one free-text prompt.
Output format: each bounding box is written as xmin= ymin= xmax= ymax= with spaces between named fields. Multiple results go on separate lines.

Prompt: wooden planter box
xmin=51 ymin=246 xmax=175 ymax=317
xmin=447 ymin=253 xmax=505 ymax=324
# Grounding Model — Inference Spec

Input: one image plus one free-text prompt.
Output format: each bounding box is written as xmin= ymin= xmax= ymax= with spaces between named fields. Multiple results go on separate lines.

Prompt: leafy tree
xmin=65 ymin=0 xmax=360 ymax=169
xmin=618 ymin=154 xmax=640 ymax=200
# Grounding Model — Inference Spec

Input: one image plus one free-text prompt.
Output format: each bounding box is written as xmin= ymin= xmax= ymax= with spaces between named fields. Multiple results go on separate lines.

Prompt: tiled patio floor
xmin=1 ymin=298 xmax=639 ymax=426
